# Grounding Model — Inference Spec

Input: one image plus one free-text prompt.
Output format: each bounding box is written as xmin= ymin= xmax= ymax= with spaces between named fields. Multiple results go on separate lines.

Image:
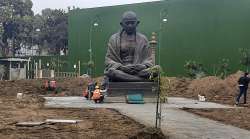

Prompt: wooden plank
xmin=45 ymin=119 xmax=82 ymax=124
xmin=16 ymin=122 xmax=45 ymax=127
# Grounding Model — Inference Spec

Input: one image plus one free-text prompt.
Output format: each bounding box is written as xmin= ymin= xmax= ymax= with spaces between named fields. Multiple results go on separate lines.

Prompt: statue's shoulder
xmin=137 ymin=32 xmax=148 ymax=42
xmin=109 ymin=32 xmax=120 ymax=42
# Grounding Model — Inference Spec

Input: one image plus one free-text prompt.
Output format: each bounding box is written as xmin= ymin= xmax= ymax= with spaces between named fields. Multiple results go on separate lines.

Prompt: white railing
xmin=55 ymin=72 xmax=78 ymax=78
xmin=36 ymin=69 xmax=78 ymax=79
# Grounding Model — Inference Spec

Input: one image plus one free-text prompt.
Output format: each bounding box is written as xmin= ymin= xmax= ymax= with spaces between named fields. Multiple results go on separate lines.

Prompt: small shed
xmin=0 ymin=58 xmax=30 ymax=80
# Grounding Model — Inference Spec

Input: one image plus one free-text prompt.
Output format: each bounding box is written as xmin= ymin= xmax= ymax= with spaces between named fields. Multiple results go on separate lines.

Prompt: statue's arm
xmin=141 ymin=39 xmax=153 ymax=68
xmin=105 ymin=37 xmax=122 ymax=70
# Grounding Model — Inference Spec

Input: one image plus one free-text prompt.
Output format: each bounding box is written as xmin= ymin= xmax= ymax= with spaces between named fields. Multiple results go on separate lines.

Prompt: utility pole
xmin=89 ymin=20 xmax=99 ymax=77
xmin=78 ymin=60 xmax=81 ymax=77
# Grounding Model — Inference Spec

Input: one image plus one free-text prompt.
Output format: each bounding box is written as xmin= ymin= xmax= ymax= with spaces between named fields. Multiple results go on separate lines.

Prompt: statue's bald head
xmin=122 ymin=11 xmax=138 ymax=21
xmin=120 ymin=11 xmax=140 ymax=35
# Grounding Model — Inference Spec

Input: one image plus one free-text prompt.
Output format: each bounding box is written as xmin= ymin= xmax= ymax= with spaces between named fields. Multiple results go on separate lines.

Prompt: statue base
xmin=107 ymin=82 xmax=158 ymax=97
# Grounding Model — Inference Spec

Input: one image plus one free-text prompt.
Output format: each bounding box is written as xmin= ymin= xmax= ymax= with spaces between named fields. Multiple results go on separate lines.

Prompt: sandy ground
xmin=0 ymin=79 xmax=165 ymax=139
xmin=1 ymin=70 xmax=249 ymax=137
xmin=183 ymin=108 xmax=250 ymax=131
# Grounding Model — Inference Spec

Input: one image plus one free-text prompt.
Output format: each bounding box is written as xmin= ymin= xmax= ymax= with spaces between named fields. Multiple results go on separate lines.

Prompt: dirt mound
xmin=186 ymin=71 xmax=246 ymax=105
xmin=131 ymin=127 xmax=167 ymax=139
xmin=166 ymin=77 xmax=192 ymax=98
xmin=55 ymin=77 xmax=88 ymax=96
xmin=0 ymin=78 xmax=88 ymax=97
xmin=187 ymin=76 xmax=225 ymax=101
xmin=0 ymin=78 xmax=167 ymax=138
xmin=0 ymin=101 xmax=167 ymax=139
xmin=167 ymin=71 xmax=248 ymax=105
xmin=0 ymin=79 xmax=44 ymax=96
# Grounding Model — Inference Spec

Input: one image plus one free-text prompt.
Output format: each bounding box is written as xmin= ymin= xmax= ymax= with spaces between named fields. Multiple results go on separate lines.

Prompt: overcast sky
xmin=31 ymin=0 xmax=160 ymax=14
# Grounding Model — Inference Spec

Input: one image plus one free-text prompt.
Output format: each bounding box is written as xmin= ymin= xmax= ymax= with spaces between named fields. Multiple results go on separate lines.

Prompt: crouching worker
xmin=83 ymin=80 xmax=96 ymax=99
xmin=91 ymin=86 xmax=104 ymax=103
xmin=44 ymin=80 xmax=57 ymax=91
xmin=236 ymin=72 xmax=250 ymax=105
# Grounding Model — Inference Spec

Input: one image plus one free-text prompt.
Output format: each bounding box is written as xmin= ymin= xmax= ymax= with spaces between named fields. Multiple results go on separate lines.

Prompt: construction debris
xmin=45 ymin=119 xmax=82 ymax=124
xmin=16 ymin=122 xmax=45 ymax=127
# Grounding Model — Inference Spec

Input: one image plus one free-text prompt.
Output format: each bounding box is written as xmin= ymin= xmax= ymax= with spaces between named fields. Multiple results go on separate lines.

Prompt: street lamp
xmin=88 ymin=21 xmax=99 ymax=77
xmin=46 ymin=62 xmax=50 ymax=68
xmin=93 ymin=23 xmax=99 ymax=27
xmin=155 ymin=8 xmax=168 ymax=129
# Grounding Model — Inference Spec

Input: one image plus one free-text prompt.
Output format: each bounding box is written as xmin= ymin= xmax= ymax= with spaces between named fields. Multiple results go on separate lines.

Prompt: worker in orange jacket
xmin=91 ymin=86 xmax=104 ymax=103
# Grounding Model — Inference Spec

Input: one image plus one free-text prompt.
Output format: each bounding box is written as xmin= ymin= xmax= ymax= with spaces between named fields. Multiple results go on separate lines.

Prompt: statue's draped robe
xmin=104 ymin=31 xmax=153 ymax=76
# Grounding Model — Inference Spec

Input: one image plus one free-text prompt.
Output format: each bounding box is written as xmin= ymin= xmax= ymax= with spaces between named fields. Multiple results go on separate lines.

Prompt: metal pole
xmin=9 ymin=61 xmax=11 ymax=80
xmin=155 ymin=10 xmax=163 ymax=129
xmin=89 ymin=23 xmax=93 ymax=77
xmin=57 ymin=56 xmax=59 ymax=73
xmin=78 ymin=60 xmax=81 ymax=77
xmin=27 ymin=60 xmax=30 ymax=79
xmin=155 ymin=6 xmax=168 ymax=129
xmin=35 ymin=62 xmax=38 ymax=79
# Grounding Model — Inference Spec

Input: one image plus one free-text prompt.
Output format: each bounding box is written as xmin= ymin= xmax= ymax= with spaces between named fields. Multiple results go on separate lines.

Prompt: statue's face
xmin=121 ymin=20 xmax=139 ymax=35
xmin=120 ymin=11 xmax=140 ymax=35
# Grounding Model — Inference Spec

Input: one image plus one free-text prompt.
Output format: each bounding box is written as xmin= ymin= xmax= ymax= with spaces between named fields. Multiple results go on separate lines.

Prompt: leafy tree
xmin=0 ymin=1 xmax=68 ymax=56
xmin=215 ymin=58 xmax=230 ymax=79
xmin=37 ymin=8 xmax=68 ymax=55
xmin=239 ymin=48 xmax=250 ymax=72
xmin=0 ymin=0 xmax=34 ymax=56
xmin=184 ymin=60 xmax=206 ymax=79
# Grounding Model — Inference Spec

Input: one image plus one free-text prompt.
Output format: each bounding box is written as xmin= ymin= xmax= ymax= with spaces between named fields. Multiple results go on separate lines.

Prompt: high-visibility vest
xmin=91 ymin=89 xmax=101 ymax=100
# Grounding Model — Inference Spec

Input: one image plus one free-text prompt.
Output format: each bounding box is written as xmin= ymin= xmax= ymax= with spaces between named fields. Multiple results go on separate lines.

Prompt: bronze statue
xmin=104 ymin=11 xmax=154 ymax=82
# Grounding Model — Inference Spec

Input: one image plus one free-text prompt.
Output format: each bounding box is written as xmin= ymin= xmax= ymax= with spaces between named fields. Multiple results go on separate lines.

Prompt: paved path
xmin=44 ymin=97 xmax=250 ymax=139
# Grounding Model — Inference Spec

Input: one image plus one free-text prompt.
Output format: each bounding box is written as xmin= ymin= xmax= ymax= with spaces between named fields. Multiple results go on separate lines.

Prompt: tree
xmin=0 ymin=0 xmax=34 ymax=56
xmin=215 ymin=58 xmax=230 ymax=79
xmin=184 ymin=60 xmax=206 ymax=79
xmin=0 ymin=1 xmax=68 ymax=57
xmin=0 ymin=23 xmax=4 ymax=57
xmin=239 ymin=48 xmax=250 ymax=72
xmin=37 ymin=8 xmax=68 ymax=55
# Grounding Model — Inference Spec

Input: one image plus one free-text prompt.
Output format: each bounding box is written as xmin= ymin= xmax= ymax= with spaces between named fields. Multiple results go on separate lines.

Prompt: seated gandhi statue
xmin=104 ymin=11 xmax=155 ymax=82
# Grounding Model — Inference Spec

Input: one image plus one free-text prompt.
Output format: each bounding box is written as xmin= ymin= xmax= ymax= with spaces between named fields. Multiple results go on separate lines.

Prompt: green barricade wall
xmin=68 ymin=0 xmax=250 ymax=77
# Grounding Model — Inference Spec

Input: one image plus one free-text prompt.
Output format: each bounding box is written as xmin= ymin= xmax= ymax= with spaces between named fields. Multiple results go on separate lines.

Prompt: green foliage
xmin=184 ymin=60 xmax=206 ymax=79
xmin=0 ymin=1 xmax=68 ymax=56
xmin=148 ymin=65 xmax=168 ymax=103
xmin=37 ymin=9 xmax=68 ymax=55
xmin=0 ymin=0 xmax=34 ymax=56
xmin=239 ymin=48 xmax=250 ymax=72
xmin=215 ymin=58 xmax=230 ymax=79
xmin=149 ymin=65 xmax=162 ymax=82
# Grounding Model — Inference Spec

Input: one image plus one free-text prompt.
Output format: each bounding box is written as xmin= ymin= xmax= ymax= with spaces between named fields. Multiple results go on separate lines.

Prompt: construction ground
xmin=0 ymin=71 xmax=250 ymax=139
